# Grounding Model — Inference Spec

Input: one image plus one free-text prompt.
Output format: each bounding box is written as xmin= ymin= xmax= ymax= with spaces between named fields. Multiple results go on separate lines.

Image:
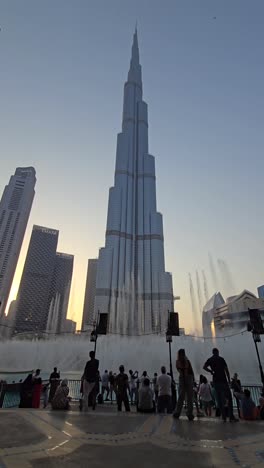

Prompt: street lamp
xmin=166 ymin=331 xmax=173 ymax=379
xmin=90 ymin=313 xmax=99 ymax=355
xmin=166 ymin=310 xmax=180 ymax=381
xmin=90 ymin=311 xmax=108 ymax=356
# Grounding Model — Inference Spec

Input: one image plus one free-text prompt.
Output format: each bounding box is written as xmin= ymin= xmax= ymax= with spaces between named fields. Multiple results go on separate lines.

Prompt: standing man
xmin=101 ymin=370 xmax=110 ymax=401
xmin=82 ymin=351 xmax=99 ymax=411
xmin=49 ymin=367 xmax=60 ymax=402
xmin=157 ymin=366 xmax=172 ymax=414
xmin=203 ymin=348 xmax=238 ymax=422
xmin=128 ymin=370 xmax=138 ymax=405
xmin=115 ymin=365 xmax=130 ymax=412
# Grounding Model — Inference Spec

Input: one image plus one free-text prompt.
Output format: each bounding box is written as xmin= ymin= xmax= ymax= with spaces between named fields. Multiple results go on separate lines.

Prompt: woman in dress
xmin=19 ymin=372 xmax=34 ymax=408
xmin=32 ymin=369 xmax=42 ymax=409
xmin=52 ymin=379 xmax=71 ymax=410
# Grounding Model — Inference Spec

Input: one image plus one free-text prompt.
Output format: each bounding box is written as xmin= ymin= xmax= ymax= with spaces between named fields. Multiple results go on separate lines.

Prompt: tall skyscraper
xmin=46 ymin=252 xmax=74 ymax=333
xmin=14 ymin=225 xmax=59 ymax=336
xmin=0 ymin=167 xmax=36 ymax=317
xmin=82 ymin=259 xmax=98 ymax=330
xmin=93 ymin=31 xmax=174 ymax=335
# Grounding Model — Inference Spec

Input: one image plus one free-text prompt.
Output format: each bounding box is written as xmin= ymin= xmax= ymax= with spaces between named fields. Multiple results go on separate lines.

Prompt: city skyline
xmin=1 ymin=1 xmax=264 ymax=333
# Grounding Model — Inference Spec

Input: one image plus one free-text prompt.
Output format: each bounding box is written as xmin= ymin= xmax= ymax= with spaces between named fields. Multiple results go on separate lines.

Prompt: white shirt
xmin=199 ymin=383 xmax=212 ymax=402
xmin=157 ymin=373 xmax=171 ymax=396
xmin=140 ymin=375 xmax=149 ymax=387
xmin=129 ymin=375 xmax=137 ymax=389
xmin=101 ymin=373 xmax=109 ymax=387
xmin=138 ymin=387 xmax=154 ymax=410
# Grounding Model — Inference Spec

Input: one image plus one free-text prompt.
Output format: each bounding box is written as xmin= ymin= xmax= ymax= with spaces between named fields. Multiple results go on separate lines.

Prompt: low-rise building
xmin=214 ymin=290 xmax=264 ymax=332
xmin=202 ymin=292 xmax=225 ymax=337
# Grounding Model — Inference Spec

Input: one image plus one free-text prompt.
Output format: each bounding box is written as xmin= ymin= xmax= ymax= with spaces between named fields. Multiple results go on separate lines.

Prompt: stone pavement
xmin=0 ymin=406 xmax=263 ymax=467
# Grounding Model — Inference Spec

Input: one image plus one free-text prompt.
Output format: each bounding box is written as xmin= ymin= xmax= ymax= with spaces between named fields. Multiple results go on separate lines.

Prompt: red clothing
xmin=32 ymin=383 xmax=42 ymax=408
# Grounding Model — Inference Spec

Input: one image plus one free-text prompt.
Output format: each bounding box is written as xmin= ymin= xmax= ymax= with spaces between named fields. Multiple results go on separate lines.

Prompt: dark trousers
xmin=158 ymin=395 xmax=172 ymax=414
xmin=175 ymin=376 xmax=194 ymax=418
xmin=234 ymin=396 xmax=241 ymax=418
xmin=117 ymin=391 xmax=130 ymax=412
xmin=214 ymin=382 xmax=234 ymax=420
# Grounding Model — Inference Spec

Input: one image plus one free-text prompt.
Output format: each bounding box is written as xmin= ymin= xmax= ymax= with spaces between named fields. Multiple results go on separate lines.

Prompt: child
xmin=42 ymin=382 xmax=50 ymax=409
xmin=198 ymin=377 xmax=213 ymax=416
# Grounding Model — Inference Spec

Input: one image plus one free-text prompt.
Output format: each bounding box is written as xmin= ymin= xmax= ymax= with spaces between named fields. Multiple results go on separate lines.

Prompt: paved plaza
xmin=0 ymin=406 xmax=263 ymax=467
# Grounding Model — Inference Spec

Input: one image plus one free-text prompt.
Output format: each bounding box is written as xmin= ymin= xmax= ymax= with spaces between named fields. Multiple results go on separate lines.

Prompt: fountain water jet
xmin=0 ymin=333 xmax=263 ymax=385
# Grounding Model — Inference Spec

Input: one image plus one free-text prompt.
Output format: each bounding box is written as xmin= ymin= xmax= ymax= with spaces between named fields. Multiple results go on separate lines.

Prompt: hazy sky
xmin=1 ymin=0 xmax=264 ymax=332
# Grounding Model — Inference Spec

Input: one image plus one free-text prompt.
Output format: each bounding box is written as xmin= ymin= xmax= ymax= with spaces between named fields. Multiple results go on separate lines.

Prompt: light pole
xmin=247 ymin=308 xmax=264 ymax=387
xmin=252 ymin=333 xmax=264 ymax=386
xmin=90 ymin=311 xmax=100 ymax=355
xmin=166 ymin=332 xmax=173 ymax=379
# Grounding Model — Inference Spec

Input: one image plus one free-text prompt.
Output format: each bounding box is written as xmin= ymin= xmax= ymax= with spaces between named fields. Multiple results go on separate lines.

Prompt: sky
xmin=1 ymin=0 xmax=264 ymax=333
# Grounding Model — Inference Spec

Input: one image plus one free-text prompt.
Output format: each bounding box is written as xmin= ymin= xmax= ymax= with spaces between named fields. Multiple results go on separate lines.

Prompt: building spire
xmin=128 ymin=27 xmax=142 ymax=86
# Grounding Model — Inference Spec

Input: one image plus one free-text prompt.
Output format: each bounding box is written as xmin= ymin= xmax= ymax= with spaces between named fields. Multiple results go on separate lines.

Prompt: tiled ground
xmin=0 ymin=407 xmax=263 ymax=467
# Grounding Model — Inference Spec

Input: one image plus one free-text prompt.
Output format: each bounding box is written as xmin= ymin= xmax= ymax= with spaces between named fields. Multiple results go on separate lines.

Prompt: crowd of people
xmin=19 ymin=367 xmax=71 ymax=410
xmin=17 ymin=348 xmax=264 ymax=421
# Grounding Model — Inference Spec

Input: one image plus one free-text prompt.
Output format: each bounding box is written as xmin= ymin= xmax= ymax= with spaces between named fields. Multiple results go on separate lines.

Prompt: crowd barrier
xmin=0 ymin=379 xmax=262 ymax=409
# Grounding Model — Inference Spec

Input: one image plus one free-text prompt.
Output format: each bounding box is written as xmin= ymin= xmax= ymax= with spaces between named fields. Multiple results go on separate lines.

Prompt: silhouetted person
xmin=137 ymin=378 xmax=155 ymax=413
xmin=173 ymin=349 xmax=194 ymax=421
xmin=109 ymin=371 xmax=115 ymax=404
xmin=231 ymin=373 xmax=242 ymax=418
xmin=83 ymin=351 xmax=99 ymax=411
xmin=32 ymin=369 xmax=42 ymax=409
xmin=19 ymin=372 xmax=34 ymax=408
xmin=157 ymin=366 xmax=172 ymax=414
xmin=129 ymin=370 xmax=138 ymax=404
xmin=101 ymin=370 xmax=110 ymax=401
xmin=140 ymin=371 xmax=149 ymax=387
xmin=115 ymin=365 xmax=130 ymax=412
xmin=234 ymin=389 xmax=257 ymax=420
xmin=203 ymin=348 xmax=238 ymax=422
xmin=153 ymin=372 xmax=159 ymax=404
xmin=49 ymin=367 xmax=60 ymax=402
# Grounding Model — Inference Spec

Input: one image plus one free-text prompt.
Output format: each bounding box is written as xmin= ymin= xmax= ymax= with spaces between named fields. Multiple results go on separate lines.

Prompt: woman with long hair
xmin=173 ymin=349 xmax=194 ymax=421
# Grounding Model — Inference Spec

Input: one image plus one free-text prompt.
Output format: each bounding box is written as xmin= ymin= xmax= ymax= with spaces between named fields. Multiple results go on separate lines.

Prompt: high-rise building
xmin=93 ymin=31 xmax=174 ymax=335
xmin=14 ymin=225 xmax=59 ymax=336
xmin=82 ymin=259 xmax=98 ymax=331
xmin=46 ymin=252 xmax=74 ymax=334
xmin=0 ymin=167 xmax=36 ymax=317
xmin=257 ymin=285 xmax=264 ymax=299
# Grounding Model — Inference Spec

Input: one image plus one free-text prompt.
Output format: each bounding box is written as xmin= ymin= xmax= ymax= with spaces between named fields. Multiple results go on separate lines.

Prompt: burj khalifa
xmin=92 ymin=30 xmax=174 ymax=334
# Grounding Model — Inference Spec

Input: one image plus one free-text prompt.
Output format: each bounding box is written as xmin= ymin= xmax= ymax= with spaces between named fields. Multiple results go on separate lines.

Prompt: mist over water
xmin=0 ymin=334 xmax=263 ymax=384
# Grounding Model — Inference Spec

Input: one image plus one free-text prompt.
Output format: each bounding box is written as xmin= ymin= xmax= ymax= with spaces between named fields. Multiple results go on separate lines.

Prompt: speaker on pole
xmin=248 ymin=309 xmax=264 ymax=335
xmin=168 ymin=312 xmax=179 ymax=336
xmin=96 ymin=313 xmax=108 ymax=335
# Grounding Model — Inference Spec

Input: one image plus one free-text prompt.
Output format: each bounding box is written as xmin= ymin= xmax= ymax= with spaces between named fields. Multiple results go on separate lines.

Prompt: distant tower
xmin=82 ymin=259 xmax=98 ymax=331
xmin=0 ymin=167 xmax=36 ymax=317
xmin=46 ymin=252 xmax=74 ymax=334
xmin=14 ymin=225 xmax=59 ymax=336
xmin=93 ymin=31 xmax=174 ymax=334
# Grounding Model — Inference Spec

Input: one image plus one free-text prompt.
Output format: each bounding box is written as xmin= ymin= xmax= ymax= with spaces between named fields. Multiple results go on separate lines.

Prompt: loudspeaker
xmin=248 ymin=309 xmax=264 ymax=335
xmin=168 ymin=312 xmax=179 ymax=336
xmin=97 ymin=313 xmax=108 ymax=335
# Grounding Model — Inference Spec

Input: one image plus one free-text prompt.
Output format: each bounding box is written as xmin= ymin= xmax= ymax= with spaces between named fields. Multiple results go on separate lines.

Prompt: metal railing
xmin=0 ymin=380 xmax=263 ymax=409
